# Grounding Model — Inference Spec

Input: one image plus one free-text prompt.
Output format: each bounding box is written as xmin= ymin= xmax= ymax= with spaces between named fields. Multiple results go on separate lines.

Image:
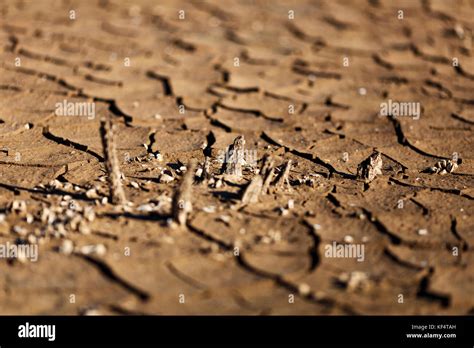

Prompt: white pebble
xmin=344 ymin=235 xmax=354 ymax=243
xmin=219 ymin=215 xmax=231 ymax=223
xmin=417 ymin=229 xmax=428 ymax=236
xmin=287 ymin=199 xmax=295 ymax=209
xmin=159 ymin=174 xmax=174 ymax=183
xmin=59 ymin=240 xmax=74 ymax=255
xmin=298 ymin=283 xmax=311 ymax=296
xmin=203 ymin=206 xmax=216 ymax=213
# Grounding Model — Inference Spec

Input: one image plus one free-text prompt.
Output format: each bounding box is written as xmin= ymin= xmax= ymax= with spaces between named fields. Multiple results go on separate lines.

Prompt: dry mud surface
xmin=0 ymin=0 xmax=473 ymax=315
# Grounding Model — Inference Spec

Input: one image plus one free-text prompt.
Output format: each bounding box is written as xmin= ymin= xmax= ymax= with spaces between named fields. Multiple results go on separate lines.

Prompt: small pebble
xmin=25 ymin=214 xmax=34 ymax=224
xmin=160 ymin=173 xmax=174 ymax=183
xmin=13 ymin=225 xmax=27 ymax=236
xmin=59 ymin=240 xmax=74 ymax=255
xmin=344 ymin=235 xmax=354 ymax=243
xmin=339 ymin=271 xmax=370 ymax=291
xmin=203 ymin=206 xmax=216 ymax=213
xmin=418 ymin=229 xmax=428 ymax=236
xmin=11 ymin=200 xmax=26 ymax=213
xmin=86 ymin=188 xmax=99 ymax=199
xmin=219 ymin=215 xmax=231 ymax=223
xmin=287 ymin=199 xmax=294 ymax=209
xmin=298 ymin=283 xmax=311 ymax=296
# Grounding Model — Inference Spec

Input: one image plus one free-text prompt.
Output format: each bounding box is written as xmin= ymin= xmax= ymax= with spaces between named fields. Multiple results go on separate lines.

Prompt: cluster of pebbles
xmin=2 ymin=180 xmax=106 ymax=259
xmin=424 ymin=159 xmax=459 ymax=175
xmin=8 ymin=195 xmax=94 ymax=240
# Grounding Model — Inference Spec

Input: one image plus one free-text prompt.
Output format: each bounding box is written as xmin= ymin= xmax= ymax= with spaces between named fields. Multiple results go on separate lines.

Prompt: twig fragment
xmin=200 ymin=155 xmax=211 ymax=183
xmin=261 ymin=155 xmax=275 ymax=195
xmin=172 ymin=159 xmax=197 ymax=226
xmin=99 ymin=119 xmax=127 ymax=205
xmin=222 ymin=135 xmax=245 ymax=178
xmin=357 ymin=151 xmax=382 ymax=183
xmin=241 ymin=175 xmax=263 ymax=204
xmin=275 ymin=159 xmax=292 ymax=188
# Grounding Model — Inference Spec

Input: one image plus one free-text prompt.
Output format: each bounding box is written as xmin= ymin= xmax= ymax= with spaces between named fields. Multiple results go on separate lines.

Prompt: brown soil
xmin=0 ymin=0 xmax=473 ymax=315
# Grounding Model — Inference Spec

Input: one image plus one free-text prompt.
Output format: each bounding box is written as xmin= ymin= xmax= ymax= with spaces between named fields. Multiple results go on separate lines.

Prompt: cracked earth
xmin=0 ymin=0 xmax=473 ymax=315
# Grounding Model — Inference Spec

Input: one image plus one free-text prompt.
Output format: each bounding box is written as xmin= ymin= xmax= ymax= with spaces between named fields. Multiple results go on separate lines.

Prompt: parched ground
xmin=0 ymin=0 xmax=473 ymax=315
